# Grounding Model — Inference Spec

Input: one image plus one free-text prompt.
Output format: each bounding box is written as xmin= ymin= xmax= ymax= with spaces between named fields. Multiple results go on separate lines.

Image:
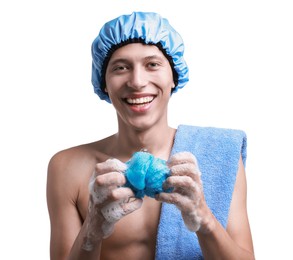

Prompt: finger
xmin=164 ymin=176 xmax=202 ymax=195
xmin=111 ymin=187 xmax=136 ymax=201
xmin=169 ymin=163 xmax=201 ymax=181
xmin=101 ymin=201 xmax=125 ymax=222
xmin=121 ymin=198 xmax=143 ymax=215
xmin=95 ymin=172 xmax=126 ymax=187
xmin=101 ymin=198 xmax=143 ymax=223
xmin=156 ymin=191 xmax=190 ymax=210
xmin=168 ymin=152 xmax=197 ymax=167
xmin=89 ymin=172 xmax=126 ymax=205
xmin=157 ymin=191 xmax=202 ymax=215
xmin=89 ymin=185 xmax=110 ymax=204
xmin=95 ymin=158 xmax=127 ymax=174
xmin=156 ymin=192 xmax=202 ymax=232
xmin=90 ymin=185 xmax=134 ymax=206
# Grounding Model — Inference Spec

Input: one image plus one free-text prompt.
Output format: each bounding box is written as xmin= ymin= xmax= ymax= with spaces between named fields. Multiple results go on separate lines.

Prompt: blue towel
xmin=155 ymin=125 xmax=247 ymax=259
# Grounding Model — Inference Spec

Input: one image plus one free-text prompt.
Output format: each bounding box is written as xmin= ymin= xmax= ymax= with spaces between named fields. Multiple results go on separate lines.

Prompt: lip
xmin=123 ymin=94 xmax=156 ymax=113
xmin=123 ymin=93 xmax=156 ymax=99
xmin=127 ymin=102 xmax=153 ymax=113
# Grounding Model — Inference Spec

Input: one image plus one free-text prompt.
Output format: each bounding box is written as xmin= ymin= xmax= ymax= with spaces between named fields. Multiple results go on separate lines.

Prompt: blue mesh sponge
xmin=91 ymin=11 xmax=189 ymax=103
xmin=125 ymin=151 xmax=171 ymax=198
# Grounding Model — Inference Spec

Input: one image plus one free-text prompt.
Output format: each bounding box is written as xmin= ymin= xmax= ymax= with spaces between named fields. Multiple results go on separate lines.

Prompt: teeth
xmin=126 ymin=96 xmax=154 ymax=104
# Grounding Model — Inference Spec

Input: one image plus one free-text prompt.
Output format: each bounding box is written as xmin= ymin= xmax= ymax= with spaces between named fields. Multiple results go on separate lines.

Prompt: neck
xmin=111 ymin=124 xmax=176 ymax=161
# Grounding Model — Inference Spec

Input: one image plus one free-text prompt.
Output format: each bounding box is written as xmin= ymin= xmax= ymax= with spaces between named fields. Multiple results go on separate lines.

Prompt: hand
xmin=156 ymin=152 xmax=215 ymax=233
xmin=84 ymin=158 xmax=142 ymax=250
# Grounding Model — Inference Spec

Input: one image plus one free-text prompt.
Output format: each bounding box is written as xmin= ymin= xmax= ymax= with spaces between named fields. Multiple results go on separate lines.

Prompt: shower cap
xmin=91 ymin=11 xmax=189 ymax=103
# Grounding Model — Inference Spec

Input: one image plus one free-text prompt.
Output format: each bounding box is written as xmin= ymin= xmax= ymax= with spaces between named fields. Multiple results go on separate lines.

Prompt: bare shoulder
xmin=46 ymin=138 xmax=113 ymax=213
xmin=48 ymin=140 xmax=111 ymax=181
xmin=49 ymin=140 xmax=109 ymax=191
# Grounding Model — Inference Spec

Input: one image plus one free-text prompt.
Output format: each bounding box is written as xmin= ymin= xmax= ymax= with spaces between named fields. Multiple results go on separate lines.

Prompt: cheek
xmin=105 ymin=73 xmax=118 ymax=93
xmin=154 ymin=75 xmax=173 ymax=93
xmin=105 ymin=74 xmax=128 ymax=94
xmin=104 ymin=80 xmax=119 ymax=97
xmin=162 ymin=70 xmax=176 ymax=91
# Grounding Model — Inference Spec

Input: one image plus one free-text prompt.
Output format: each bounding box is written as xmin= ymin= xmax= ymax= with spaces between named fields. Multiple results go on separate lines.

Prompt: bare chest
xmin=102 ymin=197 xmax=161 ymax=259
xmin=79 ymin=192 xmax=161 ymax=259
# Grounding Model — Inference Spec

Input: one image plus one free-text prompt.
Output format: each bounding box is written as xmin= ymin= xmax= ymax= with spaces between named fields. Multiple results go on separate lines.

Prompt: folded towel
xmin=156 ymin=124 xmax=247 ymax=259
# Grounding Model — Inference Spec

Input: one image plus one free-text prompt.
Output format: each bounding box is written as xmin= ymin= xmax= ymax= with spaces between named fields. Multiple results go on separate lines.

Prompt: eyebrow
xmin=144 ymin=55 xmax=165 ymax=62
xmin=108 ymin=58 xmax=129 ymax=67
xmin=109 ymin=54 xmax=165 ymax=66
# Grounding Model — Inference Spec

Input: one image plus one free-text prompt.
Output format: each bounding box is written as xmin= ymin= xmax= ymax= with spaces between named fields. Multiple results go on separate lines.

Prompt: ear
xmin=104 ymin=86 xmax=108 ymax=93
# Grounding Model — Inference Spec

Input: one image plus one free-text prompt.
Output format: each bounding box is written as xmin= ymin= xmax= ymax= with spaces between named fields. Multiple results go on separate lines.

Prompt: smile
xmin=125 ymin=96 xmax=155 ymax=105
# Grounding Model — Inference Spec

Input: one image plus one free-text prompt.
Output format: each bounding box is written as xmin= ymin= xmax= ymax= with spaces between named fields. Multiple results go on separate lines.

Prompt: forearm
xmin=197 ymin=217 xmax=254 ymax=260
xmin=67 ymin=217 xmax=103 ymax=260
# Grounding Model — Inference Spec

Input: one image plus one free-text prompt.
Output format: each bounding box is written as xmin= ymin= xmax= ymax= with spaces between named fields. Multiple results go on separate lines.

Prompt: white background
xmin=1 ymin=0 xmax=292 ymax=259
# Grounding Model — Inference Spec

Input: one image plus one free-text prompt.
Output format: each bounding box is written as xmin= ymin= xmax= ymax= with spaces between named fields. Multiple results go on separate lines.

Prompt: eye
xmin=113 ymin=65 xmax=128 ymax=71
xmin=147 ymin=62 xmax=160 ymax=69
xmin=149 ymin=62 xmax=158 ymax=67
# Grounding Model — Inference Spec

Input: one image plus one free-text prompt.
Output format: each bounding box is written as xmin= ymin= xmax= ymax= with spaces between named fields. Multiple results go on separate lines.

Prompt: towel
xmin=155 ymin=124 xmax=247 ymax=259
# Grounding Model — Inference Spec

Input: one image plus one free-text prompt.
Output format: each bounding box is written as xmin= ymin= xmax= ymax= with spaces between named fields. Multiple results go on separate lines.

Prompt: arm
xmin=197 ymin=155 xmax=254 ymax=260
xmin=46 ymin=152 xmax=102 ymax=260
xmin=156 ymin=152 xmax=254 ymax=260
xmin=47 ymin=153 xmax=142 ymax=260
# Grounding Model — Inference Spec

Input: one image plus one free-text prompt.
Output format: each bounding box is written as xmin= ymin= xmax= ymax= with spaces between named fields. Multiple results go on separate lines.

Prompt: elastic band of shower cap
xmin=91 ymin=11 xmax=189 ymax=103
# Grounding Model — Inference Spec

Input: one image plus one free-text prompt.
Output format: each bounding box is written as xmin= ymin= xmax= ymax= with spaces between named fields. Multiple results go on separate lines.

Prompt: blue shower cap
xmin=91 ymin=11 xmax=189 ymax=103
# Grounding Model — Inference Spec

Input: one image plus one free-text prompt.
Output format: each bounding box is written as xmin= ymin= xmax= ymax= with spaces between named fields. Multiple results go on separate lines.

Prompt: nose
xmin=126 ymin=66 xmax=147 ymax=90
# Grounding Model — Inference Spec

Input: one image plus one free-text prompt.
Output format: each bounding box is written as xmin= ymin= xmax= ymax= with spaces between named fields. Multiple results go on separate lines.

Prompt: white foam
xmin=101 ymin=200 xmax=125 ymax=223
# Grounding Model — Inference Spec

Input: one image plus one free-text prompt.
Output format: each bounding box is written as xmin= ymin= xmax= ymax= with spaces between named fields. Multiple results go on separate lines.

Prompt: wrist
xmin=81 ymin=207 xmax=108 ymax=251
xmin=197 ymin=212 xmax=217 ymax=235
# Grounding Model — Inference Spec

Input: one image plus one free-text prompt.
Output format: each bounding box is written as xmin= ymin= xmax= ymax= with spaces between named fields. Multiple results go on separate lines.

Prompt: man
xmin=47 ymin=12 xmax=254 ymax=259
